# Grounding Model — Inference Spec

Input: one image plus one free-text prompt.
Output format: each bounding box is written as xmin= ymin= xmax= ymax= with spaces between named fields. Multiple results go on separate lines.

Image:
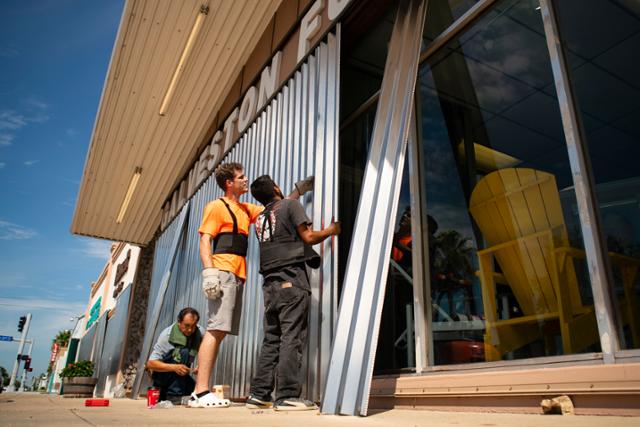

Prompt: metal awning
xmin=71 ymin=0 xmax=282 ymax=245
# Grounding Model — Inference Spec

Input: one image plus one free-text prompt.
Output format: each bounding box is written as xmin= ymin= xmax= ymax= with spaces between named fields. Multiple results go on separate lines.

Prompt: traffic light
xmin=24 ymin=356 xmax=32 ymax=372
xmin=17 ymin=316 xmax=26 ymax=332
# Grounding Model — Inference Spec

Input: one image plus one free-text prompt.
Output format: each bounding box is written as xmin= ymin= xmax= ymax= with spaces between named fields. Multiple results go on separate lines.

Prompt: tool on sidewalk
xmin=85 ymin=399 xmax=110 ymax=407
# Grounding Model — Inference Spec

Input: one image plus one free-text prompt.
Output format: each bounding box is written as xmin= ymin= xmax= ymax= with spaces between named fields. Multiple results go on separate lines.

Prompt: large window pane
xmin=422 ymin=1 xmax=485 ymax=50
xmin=375 ymin=165 xmax=416 ymax=372
xmin=417 ymin=0 xmax=600 ymax=364
xmin=555 ymin=0 xmax=640 ymax=350
xmin=339 ymin=0 xmax=415 ymax=372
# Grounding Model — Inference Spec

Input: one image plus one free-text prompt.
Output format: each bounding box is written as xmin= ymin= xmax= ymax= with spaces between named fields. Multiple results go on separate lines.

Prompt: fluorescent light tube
xmin=159 ymin=5 xmax=209 ymax=116
xmin=116 ymin=167 xmax=142 ymax=224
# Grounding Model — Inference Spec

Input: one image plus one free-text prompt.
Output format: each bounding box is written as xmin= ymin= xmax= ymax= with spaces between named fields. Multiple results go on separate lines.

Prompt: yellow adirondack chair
xmin=469 ymin=168 xmax=640 ymax=361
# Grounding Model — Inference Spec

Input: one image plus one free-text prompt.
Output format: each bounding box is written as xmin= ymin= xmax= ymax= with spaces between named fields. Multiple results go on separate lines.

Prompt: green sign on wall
xmin=86 ymin=296 xmax=101 ymax=330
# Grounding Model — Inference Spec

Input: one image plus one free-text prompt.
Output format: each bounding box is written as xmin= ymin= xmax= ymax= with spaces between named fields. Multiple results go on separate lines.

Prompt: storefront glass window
xmin=422 ymin=1 xmax=484 ymax=50
xmin=339 ymin=2 xmax=397 ymax=294
xmin=417 ymin=0 xmax=600 ymax=364
xmin=554 ymin=0 xmax=640 ymax=350
xmin=374 ymin=164 xmax=416 ymax=372
xmin=340 ymin=0 xmax=418 ymax=372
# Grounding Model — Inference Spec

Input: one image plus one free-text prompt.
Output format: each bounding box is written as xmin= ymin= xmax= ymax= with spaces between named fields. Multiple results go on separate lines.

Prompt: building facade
xmin=72 ymin=0 xmax=640 ymax=415
xmin=69 ymin=242 xmax=141 ymax=397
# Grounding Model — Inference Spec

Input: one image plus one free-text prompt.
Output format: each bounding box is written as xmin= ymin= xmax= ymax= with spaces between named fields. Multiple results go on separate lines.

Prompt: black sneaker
xmin=274 ymin=398 xmax=318 ymax=411
xmin=167 ymin=395 xmax=184 ymax=405
xmin=246 ymin=394 xmax=273 ymax=409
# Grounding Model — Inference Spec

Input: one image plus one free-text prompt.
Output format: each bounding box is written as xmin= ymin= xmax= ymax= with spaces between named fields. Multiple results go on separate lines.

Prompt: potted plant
xmin=54 ymin=330 xmax=71 ymax=348
xmin=60 ymin=360 xmax=97 ymax=397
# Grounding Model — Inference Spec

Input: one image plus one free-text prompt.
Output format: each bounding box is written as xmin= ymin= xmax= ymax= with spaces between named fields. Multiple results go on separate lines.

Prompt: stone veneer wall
xmin=120 ymin=238 xmax=156 ymax=396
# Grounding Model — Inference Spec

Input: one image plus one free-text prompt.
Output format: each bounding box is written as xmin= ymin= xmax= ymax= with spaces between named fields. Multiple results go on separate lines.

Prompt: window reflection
xmin=376 ymin=165 xmax=416 ymax=372
xmin=422 ymin=1 xmax=485 ymax=50
xmin=418 ymin=0 xmax=600 ymax=364
xmin=555 ymin=0 xmax=640 ymax=350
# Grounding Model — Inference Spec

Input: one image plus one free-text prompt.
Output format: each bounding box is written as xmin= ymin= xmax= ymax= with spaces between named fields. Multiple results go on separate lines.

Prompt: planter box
xmin=62 ymin=377 xmax=97 ymax=398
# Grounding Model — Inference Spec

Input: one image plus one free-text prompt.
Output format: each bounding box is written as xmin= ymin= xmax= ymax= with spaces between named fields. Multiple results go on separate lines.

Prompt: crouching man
xmin=146 ymin=307 xmax=204 ymax=403
xmin=246 ymin=175 xmax=340 ymax=411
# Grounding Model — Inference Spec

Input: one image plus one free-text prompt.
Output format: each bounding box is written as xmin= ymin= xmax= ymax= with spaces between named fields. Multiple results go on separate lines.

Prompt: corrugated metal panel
xmin=77 ymin=323 xmax=97 ymax=363
xmin=95 ymin=286 xmax=132 ymax=397
xmin=134 ymin=33 xmax=340 ymax=401
xmin=131 ymin=203 xmax=191 ymax=397
xmin=90 ymin=312 xmax=109 ymax=379
xmin=321 ymin=0 xmax=427 ymax=416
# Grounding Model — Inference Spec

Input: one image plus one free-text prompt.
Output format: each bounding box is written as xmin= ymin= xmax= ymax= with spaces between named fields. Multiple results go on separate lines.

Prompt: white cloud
xmin=28 ymin=113 xmax=50 ymax=124
xmin=23 ymin=160 xmax=39 ymax=166
xmin=23 ymin=98 xmax=49 ymax=111
xmin=0 ymin=297 xmax=85 ymax=313
xmin=66 ymin=128 xmax=78 ymax=137
xmin=0 ymin=133 xmax=14 ymax=146
xmin=0 ymin=110 xmax=27 ymax=131
xmin=82 ymin=240 xmax=112 ymax=260
xmin=0 ymin=162 xmax=5 ymax=169
xmin=0 ymin=106 xmax=50 ymax=148
xmin=0 ymin=297 xmax=87 ymax=376
xmin=0 ymin=273 xmax=33 ymax=290
xmin=0 ymin=219 xmax=37 ymax=240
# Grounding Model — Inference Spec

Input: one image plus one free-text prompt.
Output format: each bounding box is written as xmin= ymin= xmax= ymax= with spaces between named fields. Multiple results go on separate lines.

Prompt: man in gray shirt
xmin=246 ymin=175 xmax=340 ymax=411
xmin=146 ymin=307 xmax=204 ymax=403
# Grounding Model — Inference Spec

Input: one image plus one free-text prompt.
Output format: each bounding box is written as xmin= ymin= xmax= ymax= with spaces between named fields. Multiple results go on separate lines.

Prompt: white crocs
xmin=187 ymin=391 xmax=230 ymax=408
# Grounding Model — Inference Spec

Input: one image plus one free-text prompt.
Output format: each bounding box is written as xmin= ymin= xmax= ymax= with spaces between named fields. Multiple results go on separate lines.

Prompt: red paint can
xmin=147 ymin=387 xmax=160 ymax=408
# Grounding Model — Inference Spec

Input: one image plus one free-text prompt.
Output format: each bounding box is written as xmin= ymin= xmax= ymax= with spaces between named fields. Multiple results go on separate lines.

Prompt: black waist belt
xmin=212 ymin=198 xmax=249 ymax=257
xmin=213 ymin=232 xmax=248 ymax=256
xmin=259 ymin=237 xmax=320 ymax=274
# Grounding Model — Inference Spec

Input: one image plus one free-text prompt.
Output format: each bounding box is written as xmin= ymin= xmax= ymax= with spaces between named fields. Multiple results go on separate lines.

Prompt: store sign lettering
xmin=161 ymin=53 xmax=281 ymax=228
xmin=50 ymin=343 xmax=59 ymax=362
xmin=161 ymin=0 xmax=353 ymax=230
xmin=113 ymin=249 xmax=131 ymax=299
xmin=298 ymin=0 xmax=353 ymax=61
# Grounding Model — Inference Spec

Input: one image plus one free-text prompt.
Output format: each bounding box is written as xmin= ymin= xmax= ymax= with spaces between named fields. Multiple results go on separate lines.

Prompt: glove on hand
xmin=294 ymin=176 xmax=314 ymax=196
xmin=202 ymin=268 xmax=222 ymax=300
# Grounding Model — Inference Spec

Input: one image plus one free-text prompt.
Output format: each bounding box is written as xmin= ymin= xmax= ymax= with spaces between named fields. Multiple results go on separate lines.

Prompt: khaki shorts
xmin=207 ymin=270 xmax=244 ymax=335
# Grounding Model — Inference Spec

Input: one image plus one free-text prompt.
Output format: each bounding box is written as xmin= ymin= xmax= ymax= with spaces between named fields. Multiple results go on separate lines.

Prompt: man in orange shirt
xmin=188 ymin=162 xmax=311 ymax=408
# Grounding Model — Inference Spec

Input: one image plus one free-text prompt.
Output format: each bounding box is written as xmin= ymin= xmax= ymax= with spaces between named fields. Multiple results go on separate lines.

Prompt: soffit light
xmin=116 ymin=167 xmax=143 ymax=224
xmin=158 ymin=4 xmax=209 ymax=116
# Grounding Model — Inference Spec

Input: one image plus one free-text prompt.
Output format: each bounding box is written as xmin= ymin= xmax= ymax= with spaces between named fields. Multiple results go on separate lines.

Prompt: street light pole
xmin=9 ymin=313 xmax=31 ymax=391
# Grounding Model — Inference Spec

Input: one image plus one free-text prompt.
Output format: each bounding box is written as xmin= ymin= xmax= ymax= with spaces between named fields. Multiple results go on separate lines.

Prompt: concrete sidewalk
xmin=1 ymin=392 xmax=637 ymax=426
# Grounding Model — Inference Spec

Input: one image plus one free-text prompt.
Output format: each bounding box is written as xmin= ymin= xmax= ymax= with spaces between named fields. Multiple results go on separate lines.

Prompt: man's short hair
xmin=251 ymin=175 xmax=277 ymax=205
xmin=215 ymin=162 xmax=243 ymax=190
xmin=177 ymin=307 xmax=200 ymax=322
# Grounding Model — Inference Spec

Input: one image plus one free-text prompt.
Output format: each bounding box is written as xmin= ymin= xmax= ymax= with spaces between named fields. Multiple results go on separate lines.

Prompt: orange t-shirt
xmin=198 ymin=197 xmax=263 ymax=279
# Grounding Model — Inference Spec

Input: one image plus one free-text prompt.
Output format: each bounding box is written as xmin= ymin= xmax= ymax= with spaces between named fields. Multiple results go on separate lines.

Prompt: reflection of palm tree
xmin=433 ymin=230 xmax=474 ymax=280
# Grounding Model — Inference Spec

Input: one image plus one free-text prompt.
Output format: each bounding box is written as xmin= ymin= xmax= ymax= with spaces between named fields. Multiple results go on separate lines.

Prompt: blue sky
xmin=0 ymin=0 xmax=124 ymax=382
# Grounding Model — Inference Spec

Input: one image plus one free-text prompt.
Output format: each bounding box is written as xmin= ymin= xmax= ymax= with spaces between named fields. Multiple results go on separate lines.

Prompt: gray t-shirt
xmin=255 ymin=198 xmax=312 ymax=291
xmin=149 ymin=323 xmax=205 ymax=362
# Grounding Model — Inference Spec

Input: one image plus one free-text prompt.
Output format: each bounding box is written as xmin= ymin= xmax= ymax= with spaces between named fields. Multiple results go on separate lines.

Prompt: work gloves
xmin=294 ymin=176 xmax=314 ymax=196
xmin=202 ymin=268 xmax=222 ymax=300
